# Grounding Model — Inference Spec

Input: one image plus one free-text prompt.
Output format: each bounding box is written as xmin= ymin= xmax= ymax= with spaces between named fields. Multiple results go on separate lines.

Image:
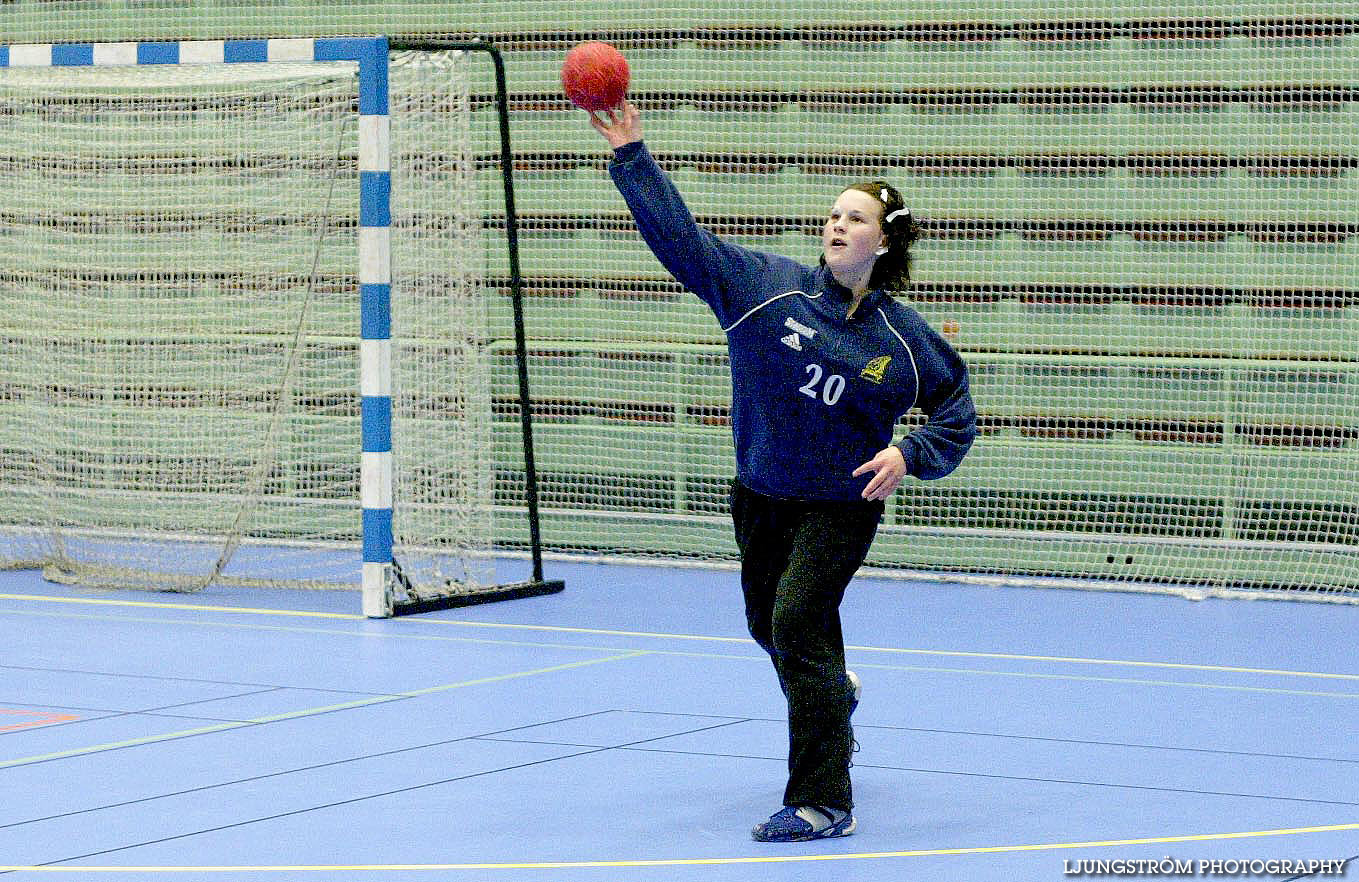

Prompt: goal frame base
xmin=391 ymin=579 xmax=566 ymax=617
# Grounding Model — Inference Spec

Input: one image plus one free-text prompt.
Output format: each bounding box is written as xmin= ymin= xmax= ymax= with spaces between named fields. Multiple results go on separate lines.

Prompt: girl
xmin=589 ymin=102 xmax=976 ymax=842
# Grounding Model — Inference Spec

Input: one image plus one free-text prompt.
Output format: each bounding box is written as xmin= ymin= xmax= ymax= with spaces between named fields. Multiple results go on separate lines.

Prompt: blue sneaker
xmin=752 ymin=805 xmax=857 ymax=842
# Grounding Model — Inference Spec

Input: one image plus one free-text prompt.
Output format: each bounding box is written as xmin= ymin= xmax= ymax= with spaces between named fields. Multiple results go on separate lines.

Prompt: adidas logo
xmin=781 ymin=317 xmax=816 ymax=352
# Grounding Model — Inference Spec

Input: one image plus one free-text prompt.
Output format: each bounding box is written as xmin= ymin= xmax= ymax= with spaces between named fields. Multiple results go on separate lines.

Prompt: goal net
xmin=449 ymin=28 xmax=1359 ymax=604
xmin=2 ymin=18 xmax=1355 ymax=607
xmin=0 ymin=43 xmax=545 ymax=614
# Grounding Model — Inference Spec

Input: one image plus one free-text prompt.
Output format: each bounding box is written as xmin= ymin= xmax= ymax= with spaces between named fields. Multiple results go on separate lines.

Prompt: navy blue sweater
xmin=610 ymin=141 xmax=976 ymax=501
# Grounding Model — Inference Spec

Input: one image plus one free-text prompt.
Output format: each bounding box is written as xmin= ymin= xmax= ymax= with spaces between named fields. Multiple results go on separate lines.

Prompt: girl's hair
xmin=820 ymin=181 xmax=922 ymax=292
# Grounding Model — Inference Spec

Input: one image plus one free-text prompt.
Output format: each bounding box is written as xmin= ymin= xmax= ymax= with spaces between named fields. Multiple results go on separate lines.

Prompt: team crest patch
xmin=860 ymin=355 xmax=891 ymax=384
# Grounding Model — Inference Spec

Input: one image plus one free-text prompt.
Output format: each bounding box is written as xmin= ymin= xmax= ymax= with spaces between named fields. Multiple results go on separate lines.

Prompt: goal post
xmin=0 ymin=36 xmax=563 ymax=617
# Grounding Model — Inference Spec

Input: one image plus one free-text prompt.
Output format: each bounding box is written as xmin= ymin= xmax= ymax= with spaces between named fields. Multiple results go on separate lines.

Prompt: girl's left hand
xmin=852 ymin=446 xmax=907 ymax=501
xmin=589 ymin=101 xmax=642 ymax=149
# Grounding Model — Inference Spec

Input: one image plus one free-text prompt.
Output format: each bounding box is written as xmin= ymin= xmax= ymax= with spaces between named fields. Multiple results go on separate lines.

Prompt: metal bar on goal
xmin=385 ymin=39 xmax=564 ymax=615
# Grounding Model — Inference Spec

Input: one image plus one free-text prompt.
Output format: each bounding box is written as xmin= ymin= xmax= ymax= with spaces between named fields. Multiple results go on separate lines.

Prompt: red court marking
xmin=0 ymin=709 xmax=80 ymax=732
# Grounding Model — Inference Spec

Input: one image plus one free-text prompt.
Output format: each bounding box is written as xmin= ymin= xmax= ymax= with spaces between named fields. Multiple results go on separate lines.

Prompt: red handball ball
xmin=561 ymin=41 xmax=630 ymax=112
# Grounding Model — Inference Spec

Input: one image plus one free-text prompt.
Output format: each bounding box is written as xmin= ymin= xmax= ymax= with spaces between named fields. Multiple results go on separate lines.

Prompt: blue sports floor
xmin=1 ymin=558 xmax=1357 ymax=881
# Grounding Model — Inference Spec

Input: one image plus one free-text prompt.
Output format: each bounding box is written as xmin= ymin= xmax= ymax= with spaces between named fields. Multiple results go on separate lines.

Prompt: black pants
xmin=730 ymin=479 xmax=883 ymax=812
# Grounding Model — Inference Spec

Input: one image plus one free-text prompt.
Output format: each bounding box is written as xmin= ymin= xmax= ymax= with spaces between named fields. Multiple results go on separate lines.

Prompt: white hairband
xmin=884 ymin=208 xmax=911 ymax=224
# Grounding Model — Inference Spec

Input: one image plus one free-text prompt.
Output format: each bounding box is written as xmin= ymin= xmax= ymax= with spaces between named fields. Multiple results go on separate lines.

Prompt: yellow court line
xmin=420 ymin=620 xmax=1359 ymax=683
xmin=4 ymin=591 xmax=1357 ymax=682
xmin=0 ymin=651 xmax=648 ymax=770
xmin=1 ymin=822 xmax=1355 ymax=872
xmin=7 ymin=606 xmax=1356 ymax=701
xmin=0 ymin=593 xmax=360 ymax=621
xmin=0 ymin=606 xmax=633 ymax=655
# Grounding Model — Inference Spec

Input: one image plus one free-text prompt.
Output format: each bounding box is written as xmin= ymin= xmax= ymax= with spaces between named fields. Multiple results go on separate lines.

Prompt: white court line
xmin=0 ymin=651 xmax=648 ymax=769
xmin=3 ymin=591 xmax=1357 ymax=683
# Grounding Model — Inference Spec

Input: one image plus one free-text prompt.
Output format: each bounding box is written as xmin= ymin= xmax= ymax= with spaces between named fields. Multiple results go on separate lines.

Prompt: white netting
xmin=0 ymin=53 xmax=497 ymax=594
xmin=1 ymin=5 xmax=1357 ymax=602
xmin=469 ymin=23 xmax=1359 ymax=602
xmin=389 ymin=50 xmax=496 ymax=596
